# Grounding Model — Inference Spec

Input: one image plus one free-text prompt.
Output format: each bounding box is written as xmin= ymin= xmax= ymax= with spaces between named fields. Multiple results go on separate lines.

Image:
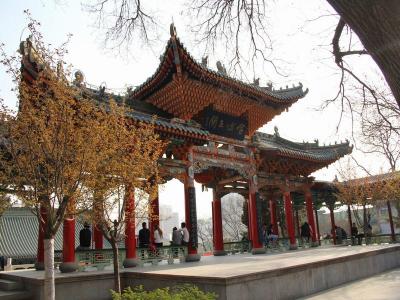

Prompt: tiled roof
xmin=126 ymin=110 xmax=209 ymax=139
xmin=253 ymin=132 xmax=353 ymax=163
xmin=132 ymin=36 xmax=308 ymax=105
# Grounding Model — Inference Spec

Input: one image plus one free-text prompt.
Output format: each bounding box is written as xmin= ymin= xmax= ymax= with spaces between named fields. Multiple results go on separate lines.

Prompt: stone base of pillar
xmin=185 ymin=253 xmax=201 ymax=262
xmin=34 ymin=261 xmax=44 ymax=270
xmin=289 ymin=244 xmax=298 ymax=250
xmin=251 ymin=247 xmax=266 ymax=255
xmin=59 ymin=262 xmax=78 ymax=273
xmin=123 ymin=258 xmax=139 ymax=268
xmin=311 ymin=241 xmax=319 ymax=247
xmin=213 ymin=250 xmax=227 ymax=256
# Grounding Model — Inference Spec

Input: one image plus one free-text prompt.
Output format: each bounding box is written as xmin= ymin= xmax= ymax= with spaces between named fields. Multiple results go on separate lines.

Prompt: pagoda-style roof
xmin=130 ymin=25 xmax=308 ymax=135
xmin=253 ymin=132 xmax=353 ymax=176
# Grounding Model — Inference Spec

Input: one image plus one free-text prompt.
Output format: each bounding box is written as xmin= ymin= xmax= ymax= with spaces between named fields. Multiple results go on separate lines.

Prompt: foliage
xmin=0 ymin=12 xmax=165 ymax=298
xmin=111 ymin=285 xmax=217 ymax=300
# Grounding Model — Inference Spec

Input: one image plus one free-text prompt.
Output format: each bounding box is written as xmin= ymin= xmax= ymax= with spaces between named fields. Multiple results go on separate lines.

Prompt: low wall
xmin=1 ymin=246 xmax=399 ymax=300
xmin=123 ymin=246 xmax=400 ymax=300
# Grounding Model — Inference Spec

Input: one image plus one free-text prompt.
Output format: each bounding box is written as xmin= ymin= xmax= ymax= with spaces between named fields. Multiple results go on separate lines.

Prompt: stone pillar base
xmin=185 ymin=253 xmax=201 ymax=262
xmin=34 ymin=261 xmax=44 ymax=271
xmin=251 ymin=247 xmax=266 ymax=255
xmin=59 ymin=262 xmax=78 ymax=273
xmin=213 ymin=250 xmax=227 ymax=256
xmin=123 ymin=258 xmax=139 ymax=268
xmin=289 ymin=244 xmax=298 ymax=250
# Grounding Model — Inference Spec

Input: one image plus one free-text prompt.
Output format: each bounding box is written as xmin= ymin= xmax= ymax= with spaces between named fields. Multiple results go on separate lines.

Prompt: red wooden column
xmin=283 ymin=190 xmax=297 ymax=250
xmin=269 ymin=198 xmax=279 ymax=235
xmin=35 ymin=206 xmax=46 ymax=270
xmin=315 ymin=208 xmax=321 ymax=245
xmin=60 ymin=200 xmax=77 ymax=273
xmin=387 ymin=200 xmax=396 ymax=242
xmin=184 ymin=147 xmax=201 ymax=262
xmin=93 ymin=225 xmax=103 ymax=249
xmin=247 ymin=198 xmax=252 ymax=241
xmin=149 ymin=191 xmax=160 ymax=244
xmin=304 ymin=188 xmax=318 ymax=246
xmin=248 ymin=175 xmax=265 ymax=254
xmin=123 ymin=189 xmax=138 ymax=268
xmin=212 ymin=189 xmax=226 ymax=256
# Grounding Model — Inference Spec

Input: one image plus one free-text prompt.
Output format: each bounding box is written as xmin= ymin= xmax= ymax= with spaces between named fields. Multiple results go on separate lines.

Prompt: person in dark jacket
xmin=78 ymin=222 xmax=92 ymax=250
xmin=301 ymin=222 xmax=311 ymax=243
xmin=138 ymin=222 xmax=150 ymax=248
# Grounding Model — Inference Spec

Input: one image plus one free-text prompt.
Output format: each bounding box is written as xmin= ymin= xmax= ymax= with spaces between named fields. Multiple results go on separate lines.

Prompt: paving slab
xmin=303 ymin=268 xmax=400 ymax=300
xmin=1 ymin=244 xmax=398 ymax=281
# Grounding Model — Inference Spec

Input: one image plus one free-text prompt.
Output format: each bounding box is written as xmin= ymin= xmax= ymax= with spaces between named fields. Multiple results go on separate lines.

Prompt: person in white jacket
xmin=154 ymin=224 xmax=163 ymax=247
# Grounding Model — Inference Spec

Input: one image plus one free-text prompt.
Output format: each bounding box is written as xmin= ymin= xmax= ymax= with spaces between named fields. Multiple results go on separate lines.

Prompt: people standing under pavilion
xmin=301 ymin=222 xmax=311 ymax=244
xmin=179 ymin=222 xmax=189 ymax=246
xmin=138 ymin=222 xmax=150 ymax=248
xmin=154 ymin=224 xmax=163 ymax=248
xmin=78 ymin=222 xmax=92 ymax=250
xmin=171 ymin=227 xmax=182 ymax=246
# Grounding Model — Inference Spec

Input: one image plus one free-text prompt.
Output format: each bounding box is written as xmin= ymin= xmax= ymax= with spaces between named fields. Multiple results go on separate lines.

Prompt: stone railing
xmin=74 ymin=246 xmax=188 ymax=271
xmin=75 ymin=249 xmax=125 ymax=271
xmin=223 ymin=241 xmax=250 ymax=254
xmin=136 ymin=246 xmax=188 ymax=266
xmin=320 ymin=233 xmax=397 ymax=246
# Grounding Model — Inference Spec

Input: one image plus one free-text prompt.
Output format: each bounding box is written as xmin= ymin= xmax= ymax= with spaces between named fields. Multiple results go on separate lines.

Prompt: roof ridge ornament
xmin=216 ymin=61 xmax=227 ymax=75
xmin=201 ymin=56 xmax=208 ymax=67
xmin=170 ymin=23 xmax=177 ymax=38
xmin=274 ymin=126 xmax=280 ymax=137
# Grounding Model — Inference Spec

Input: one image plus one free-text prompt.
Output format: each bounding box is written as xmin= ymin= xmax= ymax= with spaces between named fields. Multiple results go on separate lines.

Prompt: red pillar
xmin=93 ymin=225 xmax=103 ymax=249
xmin=387 ymin=201 xmax=396 ymax=242
xmin=305 ymin=189 xmax=318 ymax=245
xmin=283 ymin=191 xmax=297 ymax=249
xmin=248 ymin=176 xmax=265 ymax=254
xmin=123 ymin=189 xmax=138 ymax=267
xmin=269 ymin=198 xmax=278 ymax=235
xmin=329 ymin=208 xmax=337 ymax=244
xmin=212 ymin=189 xmax=226 ymax=255
xmin=295 ymin=209 xmax=301 ymax=238
xmin=149 ymin=193 xmax=159 ymax=244
xmin=60 ymin=203 xmax=77 ymax=273
xmin=315 ymin=208 xmax=321 ymax=245
xmin=247 ymin=198 xmax=252 ymax=241
xmin=35 ymin=206 xmax=46 ymax=270
xmin=184 ymin=147 xmax=200 ymax=261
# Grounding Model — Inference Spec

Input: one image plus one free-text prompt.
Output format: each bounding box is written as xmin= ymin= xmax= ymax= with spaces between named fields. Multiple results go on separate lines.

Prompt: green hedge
xmin=111 ymin=284 xmax=217 ymax=300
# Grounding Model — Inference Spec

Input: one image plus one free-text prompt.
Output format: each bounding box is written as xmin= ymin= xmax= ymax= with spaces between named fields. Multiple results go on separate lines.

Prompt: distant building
xmin=159 ymin=205 xmax=179 ymax=243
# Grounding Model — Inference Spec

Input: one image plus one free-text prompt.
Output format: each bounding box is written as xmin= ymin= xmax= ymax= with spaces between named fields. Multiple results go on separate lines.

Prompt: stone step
xmin=0 ymin=280 xmax=22 ymax=292
xmin=0 ymin=290 xmax=31 ymax=300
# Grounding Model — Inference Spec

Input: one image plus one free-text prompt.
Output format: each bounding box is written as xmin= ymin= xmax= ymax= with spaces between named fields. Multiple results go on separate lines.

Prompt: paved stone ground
xmin=303 ymin=268 xmax=400 ymax=300
xmin=3 ymin=244 xmax=397 ymax=280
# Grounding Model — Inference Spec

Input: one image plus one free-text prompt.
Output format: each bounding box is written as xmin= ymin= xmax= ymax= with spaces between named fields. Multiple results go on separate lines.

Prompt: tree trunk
xmin=44 ymin=238 xmax=55 ymax=300
xmin=327 ymin=0 xmax=400 ymax=107
xmin=111 ymin=242 xmax=121 ymax=294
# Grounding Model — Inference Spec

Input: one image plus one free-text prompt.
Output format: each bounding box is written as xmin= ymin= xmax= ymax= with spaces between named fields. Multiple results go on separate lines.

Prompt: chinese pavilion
xmin=20 ymin=24 xmax=352 ymax=271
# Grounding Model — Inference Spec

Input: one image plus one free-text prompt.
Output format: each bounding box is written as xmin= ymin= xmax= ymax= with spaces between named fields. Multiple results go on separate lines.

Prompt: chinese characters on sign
xmin=203 ymin=108 xmax=248 ymax=140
